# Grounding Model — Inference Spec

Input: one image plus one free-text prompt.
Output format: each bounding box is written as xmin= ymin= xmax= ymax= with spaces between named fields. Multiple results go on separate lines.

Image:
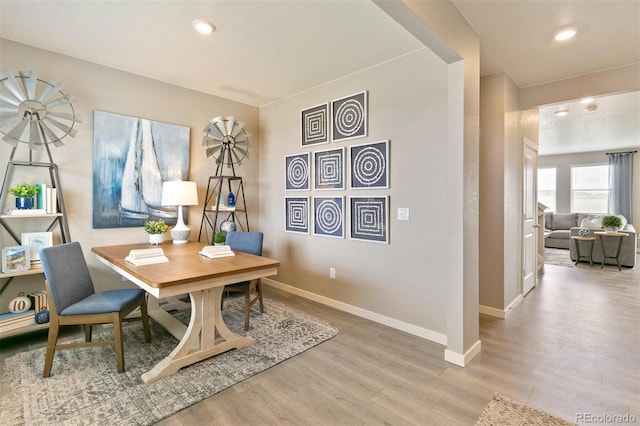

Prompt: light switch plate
xmin=397 ymin=208 xmax=409 ymax=221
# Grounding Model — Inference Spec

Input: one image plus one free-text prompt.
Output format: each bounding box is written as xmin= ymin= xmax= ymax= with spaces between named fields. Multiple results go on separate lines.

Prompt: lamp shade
xmin=161 ymin=181 xmax=198 ymax=206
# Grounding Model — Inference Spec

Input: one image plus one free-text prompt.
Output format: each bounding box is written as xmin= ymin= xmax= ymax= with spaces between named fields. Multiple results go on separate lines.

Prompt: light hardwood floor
xmin=2 ymin=255 xmax=638 ymax=425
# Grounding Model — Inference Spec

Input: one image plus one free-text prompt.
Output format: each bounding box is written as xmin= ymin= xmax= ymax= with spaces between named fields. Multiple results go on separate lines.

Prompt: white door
xmin=523 ymin=138 xmax=538 ymax=296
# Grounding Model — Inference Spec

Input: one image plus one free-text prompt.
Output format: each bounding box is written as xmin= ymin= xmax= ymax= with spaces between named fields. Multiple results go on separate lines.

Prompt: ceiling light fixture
xmin=192 ymin=19 xmax=215 ymax=34
xmin=555 ymin=109 xmax=569 ymax=117
xmin=554 ymin=28 xmax=576 ymax=41
xmin=580 ymin=97 xmax=594 ymax=104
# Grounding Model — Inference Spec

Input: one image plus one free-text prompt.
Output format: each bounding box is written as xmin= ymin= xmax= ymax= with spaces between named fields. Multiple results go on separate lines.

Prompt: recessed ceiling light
xmin=555 ymin=109 xmax=569 ymax=117
xmin=580 ymin=97 xmax=594 ymax=104
xmin=192 ymin=19 xmax=215 ymax=34
xmin=554 ymin=28 xmax=576 ymax=41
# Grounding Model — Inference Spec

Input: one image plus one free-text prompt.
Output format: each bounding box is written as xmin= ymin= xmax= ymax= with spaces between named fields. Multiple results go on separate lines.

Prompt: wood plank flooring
xmin=1 ymin=255 xmax=638 ymax=425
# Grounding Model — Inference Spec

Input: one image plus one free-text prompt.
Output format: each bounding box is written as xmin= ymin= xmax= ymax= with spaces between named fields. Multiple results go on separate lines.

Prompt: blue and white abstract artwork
xmin=92 ymin=111 xmax=190 ymax=229
xmin=285 ymin=197 xmax=309 ymax=234
xmin=350 ymin=196 xmax=389 ymax=244
xmin=350 ymin=140 xmax=389 ymax=189
xmin=313 ymin=196 xmax=344 ymax=238
xmin=301 ymin=103 xmax=329 ymax=146
xmin=314 ymin=147 xmax=345 ymax=190
xmin=332 ymin=91 xmax=367 ymax=142
xmin=285 ymin=153 xmax=310 ymax=191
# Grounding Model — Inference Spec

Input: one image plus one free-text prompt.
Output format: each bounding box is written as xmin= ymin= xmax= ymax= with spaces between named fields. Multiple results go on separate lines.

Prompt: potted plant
xmin=9 ymin=183 xmax=39 ymax=209
xmin=602 ymin=215 xmax=622 ymax=233
xmin=144 ymin=219 xmax=169 ymax=245
xmin=213 ymin=232 xmax=226 ymax=245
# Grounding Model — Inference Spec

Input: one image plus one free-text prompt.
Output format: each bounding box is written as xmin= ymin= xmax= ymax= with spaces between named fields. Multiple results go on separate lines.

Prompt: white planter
xmin=148 ymin=234 xmax=165 ymax=245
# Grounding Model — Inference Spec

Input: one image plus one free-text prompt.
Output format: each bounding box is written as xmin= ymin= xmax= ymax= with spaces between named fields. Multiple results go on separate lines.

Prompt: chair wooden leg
xmin=43 ymin=321 xmax=59 ymax=378
xmin=140 ymin=299 xmax=151 ymax=343
xmin=113 ymin=314 xmax=125 ymax=373
xmin=84 ymin=324 xmax=92 ymax=342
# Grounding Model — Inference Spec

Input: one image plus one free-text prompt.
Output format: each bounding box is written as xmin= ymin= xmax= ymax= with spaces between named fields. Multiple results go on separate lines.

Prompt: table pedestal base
xmin=142 ymin=287 xmax=255 ymax=383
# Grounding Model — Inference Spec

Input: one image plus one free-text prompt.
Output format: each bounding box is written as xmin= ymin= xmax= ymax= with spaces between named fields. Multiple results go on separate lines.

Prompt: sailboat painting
xmin=93 ymin=111 xmax=190 ymax=228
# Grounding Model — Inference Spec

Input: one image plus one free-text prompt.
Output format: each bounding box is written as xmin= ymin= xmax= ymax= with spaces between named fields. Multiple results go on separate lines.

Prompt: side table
xmin=594 ymin=231 xmax=629 ymax=271
xmin=571 ymin=236 xmax=597 ymax=266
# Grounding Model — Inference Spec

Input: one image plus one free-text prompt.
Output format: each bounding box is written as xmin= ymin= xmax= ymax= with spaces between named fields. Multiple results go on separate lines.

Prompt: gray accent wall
xmin=259 ymin=48 xmax=450 ymax=335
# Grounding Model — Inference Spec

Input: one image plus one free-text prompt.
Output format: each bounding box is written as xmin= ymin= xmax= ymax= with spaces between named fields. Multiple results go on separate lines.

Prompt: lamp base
xmin=170 ymin=228 xmax=191 ymax=244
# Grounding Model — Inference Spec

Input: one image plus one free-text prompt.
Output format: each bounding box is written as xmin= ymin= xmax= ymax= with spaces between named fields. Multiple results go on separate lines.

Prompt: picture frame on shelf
xmin=2 ymin=246 xmax=30 ymax=273
xmin=21 ymin=232 xmax=53 ymax=263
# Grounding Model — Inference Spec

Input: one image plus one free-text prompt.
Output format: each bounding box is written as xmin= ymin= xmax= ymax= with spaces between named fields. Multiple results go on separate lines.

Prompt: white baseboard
xmin=444 ymin=339 xmax=482 ymax=367
xmin=478 ymin=304 xmax=505 ymax=319
xmin=507 ymin=294 xmax=524 ymax=311
xmin=478 ymin=293 xmax=524 ymax=319
xmin=263 ymin=278 xmax=448 ymax=346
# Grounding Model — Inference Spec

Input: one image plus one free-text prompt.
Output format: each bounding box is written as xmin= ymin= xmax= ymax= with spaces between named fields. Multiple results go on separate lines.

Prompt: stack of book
xmin=29 ymin=290 xmax=48 ymax=313
xmin=0 ymin=310 xmax=37 ymax=333
xmin=125 ymin=248 xmax=169 ymax=265
xmin=199 ymin=245 xmax=235 ymax=258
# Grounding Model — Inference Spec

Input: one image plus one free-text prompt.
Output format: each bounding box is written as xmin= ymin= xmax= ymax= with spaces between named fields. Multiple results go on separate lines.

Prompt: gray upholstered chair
xmin=222 ymin=231 xmax=264 ymax=330
xmin=40 ymin=241 xmax=151 ymax=377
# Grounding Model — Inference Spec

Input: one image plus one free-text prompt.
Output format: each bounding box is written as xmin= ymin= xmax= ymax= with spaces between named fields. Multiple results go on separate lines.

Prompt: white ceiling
xmin=1 ymin=0 xmax=638 ymax=155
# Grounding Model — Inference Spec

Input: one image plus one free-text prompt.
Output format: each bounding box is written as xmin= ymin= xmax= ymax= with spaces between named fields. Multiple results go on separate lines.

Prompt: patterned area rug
xmin=0 ymin=298 xmax=340 ymax=425
xmin=544 ymin=247 xmax=575 ymax=267
xmin=476 ymin=393 xmax=575 ymax=425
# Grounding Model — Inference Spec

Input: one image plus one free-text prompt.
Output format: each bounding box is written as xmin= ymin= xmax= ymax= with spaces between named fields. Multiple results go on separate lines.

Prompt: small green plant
xmin=602 ymin=215 xmax=622 ymax=229
xmin=9 ymin=183 xmax=39 ymax=198
xmin=213 ymin=232 xmax=226 ymax=244
xmin=143 ymin=219 xmax=169 ymax=234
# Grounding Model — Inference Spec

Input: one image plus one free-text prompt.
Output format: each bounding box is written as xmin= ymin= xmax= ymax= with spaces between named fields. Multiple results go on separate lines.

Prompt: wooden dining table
xmin=92 ymin=241 xmax=280 ymax=383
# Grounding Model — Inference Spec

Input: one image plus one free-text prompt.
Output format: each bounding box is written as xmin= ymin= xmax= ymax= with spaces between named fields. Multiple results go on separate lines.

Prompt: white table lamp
xmin=161 ymin=181 xmax=199 ymax=244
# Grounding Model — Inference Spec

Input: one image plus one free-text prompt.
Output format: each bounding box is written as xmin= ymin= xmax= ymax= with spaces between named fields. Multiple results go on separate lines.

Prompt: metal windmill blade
xmin=0 ymin=69 xmax=81 ymax=151
xmin=201 ymin=116 xmax=250 ymax=176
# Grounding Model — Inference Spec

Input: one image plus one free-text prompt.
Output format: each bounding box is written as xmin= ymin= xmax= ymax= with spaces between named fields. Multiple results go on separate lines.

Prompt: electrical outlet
xmin=329 ymin=267 xmax=336 ymax=279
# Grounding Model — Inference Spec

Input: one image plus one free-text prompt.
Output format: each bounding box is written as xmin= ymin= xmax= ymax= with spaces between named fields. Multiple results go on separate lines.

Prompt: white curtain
xmin=608 ymin=151 xmax=635 ymax=221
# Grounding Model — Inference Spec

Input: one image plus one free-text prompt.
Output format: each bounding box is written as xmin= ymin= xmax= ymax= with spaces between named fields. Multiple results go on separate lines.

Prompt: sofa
xmin=544 ymin=212 xmax=637 ymax=268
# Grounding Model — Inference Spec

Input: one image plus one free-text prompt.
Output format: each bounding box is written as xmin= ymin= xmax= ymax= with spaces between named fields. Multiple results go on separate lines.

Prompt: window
xmin=571 ymin=164 xmax=610 ymax=213
xmin=537 ymin=167 xmax=557 ymax=212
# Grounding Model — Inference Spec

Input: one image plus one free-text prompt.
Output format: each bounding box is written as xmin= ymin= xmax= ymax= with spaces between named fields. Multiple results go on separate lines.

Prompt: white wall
xmin=0 ymin=39 xmax=259 ymax=308
xmin=259 ymin=48 xmax=450 ymax=338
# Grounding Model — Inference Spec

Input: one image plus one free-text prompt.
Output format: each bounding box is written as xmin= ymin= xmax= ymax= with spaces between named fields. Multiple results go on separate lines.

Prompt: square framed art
xmin=285 ymin=152 xmax=310 ymax=191
xmin=313 ymin=196 xmax=345 ymax=238
xmin=314 ymin=147 xmax=345 ymax=190
xmin=349 ymin=196 xmax=389 ymax=244
xmin=332 ymin=91 xmax=367 ymax=142
xmin=21 ymin=232 xmax=53 ymax=263
xmin=350 ymin=140 xmax=389 ymax=189
xmin=285 ymin=196 xmax=310 ymax=234
xmin=301 ymin=103 xmax=329 ymax=146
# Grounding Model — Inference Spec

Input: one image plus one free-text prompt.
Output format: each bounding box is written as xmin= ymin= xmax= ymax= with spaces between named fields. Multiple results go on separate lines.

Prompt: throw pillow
xmin=580 ymin=217 xmax=602 ymax=229
xmin=616 ymin=215 xmax=628 ymax=229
